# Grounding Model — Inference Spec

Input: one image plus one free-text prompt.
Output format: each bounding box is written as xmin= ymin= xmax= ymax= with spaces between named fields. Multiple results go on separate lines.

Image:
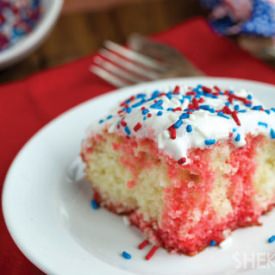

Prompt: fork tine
xmin=90 ymin=65 xmax=130 ymax=88
xmin=104 ymin=40 xmax=163 ymax=71
xmin=94 ymin=56 xmax=148 ymax=84
xmin=99 ymin=48 xmax=158 ymax=80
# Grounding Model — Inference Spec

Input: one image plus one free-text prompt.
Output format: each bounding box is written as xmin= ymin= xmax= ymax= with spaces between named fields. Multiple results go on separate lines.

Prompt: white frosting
xmin=97 ymin=85 xmax=275 ymax=163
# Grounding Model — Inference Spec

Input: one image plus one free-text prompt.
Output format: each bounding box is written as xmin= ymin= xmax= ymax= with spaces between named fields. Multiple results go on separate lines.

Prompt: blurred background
xmin=1 ymin=0 xmax=275 ymax=83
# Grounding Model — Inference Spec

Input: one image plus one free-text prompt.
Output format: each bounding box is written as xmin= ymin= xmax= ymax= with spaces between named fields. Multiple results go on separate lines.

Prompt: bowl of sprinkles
xmin=0 ymin=0 xmax=63 ymax=68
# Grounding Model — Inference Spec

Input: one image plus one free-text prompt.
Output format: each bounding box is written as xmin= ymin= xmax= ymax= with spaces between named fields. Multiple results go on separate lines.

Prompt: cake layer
xmin=82 ymin=131 xmax=275 ymax=255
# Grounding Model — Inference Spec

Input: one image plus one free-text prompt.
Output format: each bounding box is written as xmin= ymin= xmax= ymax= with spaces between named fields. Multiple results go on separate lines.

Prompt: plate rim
xmin=2 ymin=76 xmax=275 ymax=274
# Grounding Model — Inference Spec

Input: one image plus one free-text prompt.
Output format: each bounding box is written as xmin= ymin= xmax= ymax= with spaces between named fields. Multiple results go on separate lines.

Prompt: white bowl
xmin=0 ymin=0 xmax=63 ymax=69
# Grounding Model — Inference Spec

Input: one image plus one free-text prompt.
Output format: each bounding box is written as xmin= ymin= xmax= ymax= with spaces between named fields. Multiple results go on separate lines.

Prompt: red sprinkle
xmin=134 ymin=122 xmax=142 ymax=132
xmin=120 ymin=102 xmax=128 ymax=107
xmin=168 ymin=126 xmax=177 ymax=140
xmin=188 ymin=98 xmax=199 ymax=110
xmin=173 ymin=85 xmax=180 ymax=94
xmin=228 ymin=93 xmax=251 ymax=105
xmin=198 ymin=97 xmax=205 ymax=103
xmin=173 ymin=107 xmax=182 ymax=112
xmin=213 ymin=86 xmax=221 ymax=92
xmin=145 ymin=246 xmax=159 ymax=260
xmin=147 ymin=113 xmax=152 ymax=118
xmin=129 ymin=95 xmax=136 ymax=102
xmin=121 ymin=120 xmax=127 ymax=127
xmin=222 ymin=106 xmax=232 ymax=115
xmin=202 ymin=86 xmax=212 ymax=94
xmin=138 ymin=240 xmax=149 ymax=250
xmin=192 ymin=98 xmax=199 ymax=109
xmin=178 ymin=157 xmax=186 ymax=165
xmin=186 ymin=91 xmax=196 ymax=96
xmin=232 ymin=111 xmax=241 ymax=126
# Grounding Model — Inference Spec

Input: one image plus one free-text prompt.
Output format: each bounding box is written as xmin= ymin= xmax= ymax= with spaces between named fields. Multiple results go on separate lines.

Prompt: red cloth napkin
xmin=1 ymin=17 xmax=275 ymax=275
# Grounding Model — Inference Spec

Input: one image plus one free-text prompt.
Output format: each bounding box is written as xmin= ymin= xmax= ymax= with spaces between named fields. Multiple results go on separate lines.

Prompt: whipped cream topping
xmin=97 ymin=85 xmax=275 ymax=163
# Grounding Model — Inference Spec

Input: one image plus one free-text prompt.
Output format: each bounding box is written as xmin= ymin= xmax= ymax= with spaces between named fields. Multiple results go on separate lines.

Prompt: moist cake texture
xmin=81 ymin=84 xmax=275 ymax=255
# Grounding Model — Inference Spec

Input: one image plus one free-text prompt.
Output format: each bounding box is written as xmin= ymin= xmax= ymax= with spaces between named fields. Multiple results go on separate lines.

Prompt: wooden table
xmin=0 ymin=0 xmax=203 ymax=84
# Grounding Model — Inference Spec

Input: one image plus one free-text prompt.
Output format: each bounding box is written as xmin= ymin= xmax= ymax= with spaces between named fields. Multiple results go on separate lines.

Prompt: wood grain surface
xmin=0 ymin=0 xmax=203 ymax=83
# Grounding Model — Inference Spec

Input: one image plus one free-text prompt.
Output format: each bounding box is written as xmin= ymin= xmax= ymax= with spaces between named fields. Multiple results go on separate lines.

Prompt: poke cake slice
xmin=81 ymin=84 xmax=275 ymax=255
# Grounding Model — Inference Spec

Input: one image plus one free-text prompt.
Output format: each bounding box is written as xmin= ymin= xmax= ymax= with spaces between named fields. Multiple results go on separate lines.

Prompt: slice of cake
xmin=81 ymin=84 xmax=275 ymax=255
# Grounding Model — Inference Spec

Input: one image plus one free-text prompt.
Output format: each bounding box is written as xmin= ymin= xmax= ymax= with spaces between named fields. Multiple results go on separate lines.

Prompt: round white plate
xmin=3 ymin=77 xmax=275 ymax=275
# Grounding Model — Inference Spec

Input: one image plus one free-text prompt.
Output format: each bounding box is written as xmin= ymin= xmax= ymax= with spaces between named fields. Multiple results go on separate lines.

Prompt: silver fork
xmin=90 ymin=34 xmax=203 ymax=87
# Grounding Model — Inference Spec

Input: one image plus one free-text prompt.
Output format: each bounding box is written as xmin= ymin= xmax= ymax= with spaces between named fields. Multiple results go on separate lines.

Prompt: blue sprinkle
xmin=150 ymin=100 xmax=164 ymax=110
xmin=217 ymin=112 xmax=230 ymax=119
xmin=132 ymin=100 xmax=145 ymax=108
xmin=196 ymin=84 xmax=203 ymax=89
xmin=268 ymin=235 xmax=275 ymax=244
xmin=235 ymin=133 xmax=241 ymax=142
xmin=106 ymin=115 xmax=113 ymax=120
xmin=233 ymin=128 xmax=237 ymax=132
xmin=99 ymin=119 xmax=104 ymax=124
xmin=238 ymin=110 xmax=247 ymax=113
xmin=270 ymin=129 xmax=275 ymax=139
xmin=194 ymin=85 xmax=202 ymax=93
xmin=157 ymin=111 xmax=163 ymax=116
xmin=271 ymin=108 xmax=275 ymax=113
xmin=150 ymin=105 xmax=163 ymax=110
xmin=151 ymin=90 xmax=160 ymax=99
xmin=136 ymin=93 xmax=146 ymax=99
xmin=143 ymin=116 xmax=147 ymax=121
xmin=166 ymin=92 xmax=173 ymax=100
xmin=91 ymin=199 xmax=100 ymax=210
xmin=225 ymin=102 xmax=231 ymax=106
xmin=252 ymin=105 xmax=263 ymax=110
xmin=258 ymin=121 xmax=268 ymax=128
xmin=203 ymin=93 xmax=218 ymax=99
xmin=121 ymin=251 xmax=132 ymax=260
xmin=199 ymin=105 xmax=211 ymax=110
xmin=124 ymin=126 xmax=131 ymax=136
xmin=186 ymin=125 xmax=192 ymax=133
xmin=200 ymin=105 xmax=215 ymax=113
xmin=205 ymin=139 xmax=216 ymax=146
xmin=142 ymin=109 xmax=149 ymax=115
xmin=173 ymin=120 xmax=183 ymax=129
xmin=265 ymin=110 xmax=271 ymax=115
xmin=247 ymin=95 xmax=253 ymax=100
xmin=180 ymin=113 xmax=190 ymax=120
xmin=234 ymin=105 xmax=240 ymax=111
xmin=209 ymin=240 xmax=217 ymax=247
xmin=245 ymin=102 xmax=252 ymax=107
xmin=125 ymin=108 xmax=132 ymax=114
xmin=167 ymin=107 xmax=173 ymax=112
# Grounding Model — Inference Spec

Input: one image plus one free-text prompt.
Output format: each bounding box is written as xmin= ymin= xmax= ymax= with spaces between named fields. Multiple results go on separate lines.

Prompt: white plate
xmin=3 ymin=77 xmax=275 ymax=275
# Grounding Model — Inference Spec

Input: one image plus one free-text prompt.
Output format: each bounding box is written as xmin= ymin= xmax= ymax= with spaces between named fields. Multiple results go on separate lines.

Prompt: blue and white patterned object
xmin=201 ymin=0 xmax=275 ymax=37
xmin=0 ymin=0 xmax=42 ymax=51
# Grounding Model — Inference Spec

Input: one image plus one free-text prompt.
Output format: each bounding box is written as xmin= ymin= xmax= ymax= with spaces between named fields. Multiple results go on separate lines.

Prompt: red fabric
xmin=0 ymin=17 xmax=275 ymax=274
